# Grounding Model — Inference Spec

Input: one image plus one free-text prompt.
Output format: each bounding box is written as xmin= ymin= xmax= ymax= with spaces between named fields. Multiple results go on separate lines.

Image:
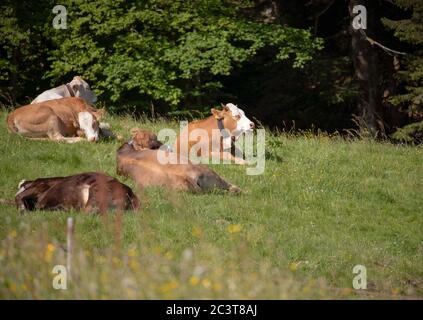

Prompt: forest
xmin=1 ymin=0 xmax=422 ymax=142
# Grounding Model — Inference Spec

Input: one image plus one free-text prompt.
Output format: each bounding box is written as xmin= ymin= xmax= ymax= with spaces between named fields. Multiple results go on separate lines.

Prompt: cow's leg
xmin=56 ymin=136 xmax=85 ymax=143
xmin=194 ymin=170 xmax=241 ymax=193
xmin=46 ymin=118 xmax=85 ymax=143
xmin=166 ymin=175 xmax=202 ymax=193
xmin=15 ymin=188 xmax=38 ymax=211
xmin=27 ymin=136 xmax=84 ymax=143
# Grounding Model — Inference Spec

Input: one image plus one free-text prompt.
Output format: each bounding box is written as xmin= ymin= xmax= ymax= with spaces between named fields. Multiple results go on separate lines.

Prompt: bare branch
xmin=359 ymin=29 xmax=406 ymax=56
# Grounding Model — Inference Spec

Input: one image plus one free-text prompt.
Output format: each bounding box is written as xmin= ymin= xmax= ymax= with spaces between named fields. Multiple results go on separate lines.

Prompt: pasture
xmin=0 ymin=110 xmax=422 ymax=299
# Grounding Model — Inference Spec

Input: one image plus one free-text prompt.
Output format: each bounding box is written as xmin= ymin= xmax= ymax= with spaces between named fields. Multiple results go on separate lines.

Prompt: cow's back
xmin=173 ymin=115 xmax=217 ymax=155
xmin=6 ymin=103 xmax=47 ymax=133
xmin=37 ymin=97 xmax=91 ymax=115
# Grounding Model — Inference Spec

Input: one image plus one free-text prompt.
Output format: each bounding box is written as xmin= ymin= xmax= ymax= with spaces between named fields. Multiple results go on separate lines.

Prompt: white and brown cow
xmin=7 ymin=97 xmax=104 ymax=143
xmin=173 ymin=104 xmax=255 ymax=164
xmin=32 ymin=76 xmax=97 ymax=105
xmin=15 ymin=172 xmax=140 ymax=213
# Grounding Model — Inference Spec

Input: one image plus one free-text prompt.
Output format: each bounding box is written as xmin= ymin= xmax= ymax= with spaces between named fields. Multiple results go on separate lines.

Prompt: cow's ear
xmin=93 ymin=108 xmax=105 ymax=120
xmin=130 ymin=128 xmax=140 ymax=137
xmin=211 ymin=108 xmax=223 ymax=120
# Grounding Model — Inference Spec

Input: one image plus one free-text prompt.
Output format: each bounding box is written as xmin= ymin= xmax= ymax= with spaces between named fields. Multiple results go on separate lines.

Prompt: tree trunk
xmin=349 ymin=0 xmax=385 ymax=138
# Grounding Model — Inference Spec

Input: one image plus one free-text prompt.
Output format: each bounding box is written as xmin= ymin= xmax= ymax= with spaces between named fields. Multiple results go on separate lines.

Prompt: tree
xmin=383 ymin=0 xmax=423 ymax=143
xmin=349 ymin=0 xmax=386 ymax=137
xmin=0 ymin=0 xmax=54 ymax=105
xmin=44 ymin=0 xmax=322 ymax=112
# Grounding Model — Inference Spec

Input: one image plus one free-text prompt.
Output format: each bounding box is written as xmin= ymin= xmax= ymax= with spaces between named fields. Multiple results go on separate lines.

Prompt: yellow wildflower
xmin=212 ymin=282 xmax=222 ymax=292
xmin=202 ymin=279 xmax=211 ymax=289
xmin=227 ymin=224 xmax=242 ymax=234
xmin=44 ymin=243 xmax=56 ymax=262
xmin=160 ymin=280 xmax=179 ymax=293
xmin=129 ymin=260 xmax=139 ymax=271
xmin=392 ymin=287 xmax=400 ymax=296
xmin=189 ymin=276 xmax=200 ymax=286
xmin=192 ymin=226 xmax=203 ymax=238
xmin=289 ymin=262 xmax=300 ymax=272
xmin=127 ymin=247 xmax=138 ymax=258
xmin=112 ymin=257 xmax=121 ymax=266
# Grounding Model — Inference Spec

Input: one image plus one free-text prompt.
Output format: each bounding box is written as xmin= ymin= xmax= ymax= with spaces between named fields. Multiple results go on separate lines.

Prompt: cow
xmin=117 ymin=128 xmax=241 ymax=193
xmin=224 ymin=103 xmax=255 ymax=136
xmin=15 ymin=172 xmax=140 ymax=213
xmin=6 ymin=97 xmax=104 ymax=143
xmin=173 ymin=104 xmax=255 ymax=164
xmin=32 ymin=76 xmax=97 ymax=105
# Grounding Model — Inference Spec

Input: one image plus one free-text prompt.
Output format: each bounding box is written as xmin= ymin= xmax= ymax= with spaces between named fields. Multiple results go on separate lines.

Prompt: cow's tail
xmin=6 ymin=113 xmax=18 ymax=133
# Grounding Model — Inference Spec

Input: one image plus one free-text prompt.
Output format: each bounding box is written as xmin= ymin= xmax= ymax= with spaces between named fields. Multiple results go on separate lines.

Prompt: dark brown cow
xmin=15 ymin=172 xmax=140 ymax=213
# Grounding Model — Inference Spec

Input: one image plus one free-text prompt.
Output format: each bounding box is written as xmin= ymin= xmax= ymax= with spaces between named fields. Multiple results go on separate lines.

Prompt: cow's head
xmin=130 ymin=128 xmax=163 ymax=150
xmin=211 ymin=107 xmax=239 ymax=134
xmin=78 ymin=111 xmax=101 ymax=142
xmin=221 ymin=103 xmax=254 ymax=138
xmin=16 ymin=180 xmax=29 ymax=196
xmin=70 ymin=76 xmax=97 ymax=104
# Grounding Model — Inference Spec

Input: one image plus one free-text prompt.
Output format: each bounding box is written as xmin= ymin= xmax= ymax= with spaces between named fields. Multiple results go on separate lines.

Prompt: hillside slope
xmin=0 ymin=112 xmax=422 ymax=299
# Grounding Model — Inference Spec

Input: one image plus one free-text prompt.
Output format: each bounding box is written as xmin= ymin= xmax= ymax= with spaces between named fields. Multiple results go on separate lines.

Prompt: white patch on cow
xmin=16 ymin=180 xmax=27 ymax=196
xmin=78 ymin=112 xmax=99 ymax=141
xmin=71 ymin=78 xmax=97 ymax=104
xmin=18 ymin=180 xmax=26 ymax=189
xmin=31 ymin=92 xmax=64 ymax=104
xmin=222 ymin=136 xmax=232 ymax=150
xmin=32 ymin=77 xmax=97 ymax=104
xmin=80 ymin=184 xmax=90 ymax=207
xmin=225 ymin=103 xmax=254 ymax=139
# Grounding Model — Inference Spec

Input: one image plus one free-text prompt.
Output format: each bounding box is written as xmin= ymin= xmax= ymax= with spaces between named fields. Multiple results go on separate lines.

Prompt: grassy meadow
xmin=0 ymin=110 xmax=422 ymax=299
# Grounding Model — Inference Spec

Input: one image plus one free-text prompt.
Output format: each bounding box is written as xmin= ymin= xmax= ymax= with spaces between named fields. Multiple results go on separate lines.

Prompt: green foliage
xmin=0 ymin=0 xmax=322 ymax=111
xmin=0 ymin=0 xmax=54 ymax=102
xmin=383 ymin=0 xmax=423 ymax=142
xmin=391 ymin=120 xmax=423 ymax=143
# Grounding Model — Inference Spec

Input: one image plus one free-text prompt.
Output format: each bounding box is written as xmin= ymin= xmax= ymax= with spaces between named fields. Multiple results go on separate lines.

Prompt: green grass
xmin=0 ymin=110 xmax=422 ymax=299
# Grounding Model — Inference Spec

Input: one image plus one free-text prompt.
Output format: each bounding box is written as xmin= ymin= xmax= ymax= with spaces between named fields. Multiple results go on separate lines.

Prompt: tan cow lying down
xmin=7 ymin=97 xmax=104 ymax=143
xmin=117 ymin=128 xmax=240 ymax=193
xmin=15 ymin=172 xmax=140 ymax=213
xmin=173 ymin=104 xmax=255 ymax=164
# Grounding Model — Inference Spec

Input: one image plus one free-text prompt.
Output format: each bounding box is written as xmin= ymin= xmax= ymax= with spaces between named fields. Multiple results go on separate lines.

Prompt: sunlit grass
xmin=0 ymin=111 xmax=422 ymax=299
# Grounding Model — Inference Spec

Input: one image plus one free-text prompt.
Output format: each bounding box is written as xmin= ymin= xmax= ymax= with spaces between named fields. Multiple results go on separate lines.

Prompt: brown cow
xmin=7 ymin=97 xmax=104 ymax=143
xmin=15 ymin=172 xmax=140 ymax=213
xmin=173 ymin=105 xmax=254 ymax=164
xmin=117 ymin=128 xmax=241 ymax=193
